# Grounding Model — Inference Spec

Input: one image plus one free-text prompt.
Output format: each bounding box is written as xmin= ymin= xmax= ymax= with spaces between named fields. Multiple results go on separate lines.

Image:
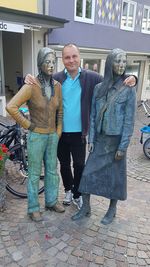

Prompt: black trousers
xmin=57 ymin=132 xmax=86 ymax=199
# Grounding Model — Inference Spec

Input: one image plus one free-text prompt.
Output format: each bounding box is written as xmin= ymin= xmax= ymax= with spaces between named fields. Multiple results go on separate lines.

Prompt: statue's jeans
xmin=27 ymin=131 xmax=59 ymax=214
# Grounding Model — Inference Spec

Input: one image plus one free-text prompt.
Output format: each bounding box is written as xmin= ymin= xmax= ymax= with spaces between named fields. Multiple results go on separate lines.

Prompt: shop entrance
xmin=2 ymin=31 xmax=23 ymax=102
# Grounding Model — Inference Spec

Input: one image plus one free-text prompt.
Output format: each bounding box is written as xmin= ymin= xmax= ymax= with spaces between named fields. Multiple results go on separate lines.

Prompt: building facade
xmin=0 ymin=0 xmax=67 ymax=115
xmin=47 ymin=0 xmax=150 ymax=101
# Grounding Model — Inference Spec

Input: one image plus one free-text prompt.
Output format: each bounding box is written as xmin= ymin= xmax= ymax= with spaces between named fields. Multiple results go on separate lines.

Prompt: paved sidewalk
xmin=0 ymin=110 xmax=150 ymax=267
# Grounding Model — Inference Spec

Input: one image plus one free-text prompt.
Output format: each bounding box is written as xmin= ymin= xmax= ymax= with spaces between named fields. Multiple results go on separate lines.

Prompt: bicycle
xmin=0 ymin=108 xmax=44 ymax=198
xmin=138 ymin=100 xmax=150 ymax=159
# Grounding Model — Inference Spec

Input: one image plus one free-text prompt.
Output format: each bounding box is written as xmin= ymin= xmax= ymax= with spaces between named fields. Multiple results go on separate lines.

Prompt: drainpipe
xmin=43 ymin=0 xmax=53 ymax=47
xmin=44 ymin=28 xmax=53 ymax=47
xmin=43 ymin=0 xmax=45 ymax=15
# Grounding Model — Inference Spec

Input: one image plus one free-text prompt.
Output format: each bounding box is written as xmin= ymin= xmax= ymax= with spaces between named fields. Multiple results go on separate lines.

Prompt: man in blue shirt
xmin=54 ymin=44 xmax=103 ymax=209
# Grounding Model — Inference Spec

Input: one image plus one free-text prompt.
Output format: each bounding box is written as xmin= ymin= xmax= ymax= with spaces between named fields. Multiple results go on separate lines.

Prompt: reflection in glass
xmin=86 ymin=0 xmax=92 ymax=19
xmin=76 ymin=0 xmax=83 ymax=17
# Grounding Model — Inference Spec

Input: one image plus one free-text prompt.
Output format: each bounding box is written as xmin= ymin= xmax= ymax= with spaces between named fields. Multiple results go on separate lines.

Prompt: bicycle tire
xmin=143 ymin=137 xmax=150 ymax=159
xmin=5 ymin=143 xmax=44 ymax=198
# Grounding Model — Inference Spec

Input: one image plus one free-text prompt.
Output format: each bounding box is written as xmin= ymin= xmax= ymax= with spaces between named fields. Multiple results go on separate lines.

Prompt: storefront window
xmin=83 ymin=59 xmax=100 ymax=72
xmin=126 ymin=64 xmax=140 ymax=77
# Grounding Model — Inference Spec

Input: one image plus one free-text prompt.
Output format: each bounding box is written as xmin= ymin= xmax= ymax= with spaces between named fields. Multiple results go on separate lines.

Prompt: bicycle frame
xmin=0 ymin=122 xmax=22 ymax=148
xmin=141 ymin=100 xmax=150 ymax=117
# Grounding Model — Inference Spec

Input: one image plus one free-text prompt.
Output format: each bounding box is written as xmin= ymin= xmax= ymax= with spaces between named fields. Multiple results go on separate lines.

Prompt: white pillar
xmin=100 ymin=59 xmax=105 ymax=77
xmin=0 ymin=31 xmax=6 ymax=116
xmin=141 ymin=61 xmax=150 ymax=100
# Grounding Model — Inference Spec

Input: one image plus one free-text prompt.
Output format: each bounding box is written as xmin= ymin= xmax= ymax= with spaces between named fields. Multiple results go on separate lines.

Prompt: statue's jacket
xmin=89 ymin=79 xmax=137 ymax=152
xmin=6 ymin=79 xmax=62 ymax=137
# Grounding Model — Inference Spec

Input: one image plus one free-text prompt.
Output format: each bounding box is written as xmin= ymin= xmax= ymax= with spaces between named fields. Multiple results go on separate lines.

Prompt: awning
xmin=0 ymin=6 xmax=69 ymax=29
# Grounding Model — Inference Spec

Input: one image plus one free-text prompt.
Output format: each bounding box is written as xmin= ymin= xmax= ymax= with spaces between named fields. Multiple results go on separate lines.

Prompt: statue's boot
xmin=71 ymin=194 xmax=91 ymax=221
xmin=101 ymin=199 xmax=118 ymax=225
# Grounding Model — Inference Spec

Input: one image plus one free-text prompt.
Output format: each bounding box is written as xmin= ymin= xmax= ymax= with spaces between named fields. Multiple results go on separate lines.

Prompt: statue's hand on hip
xmin=88 ymin=143 xmax=94 ymax=153
xmin=115 ymin=150 xmax=125 ymax=160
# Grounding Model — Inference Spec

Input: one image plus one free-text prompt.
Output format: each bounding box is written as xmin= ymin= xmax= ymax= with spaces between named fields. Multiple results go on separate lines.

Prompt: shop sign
xmin=0 ymin=21 xmax=24 ymax=33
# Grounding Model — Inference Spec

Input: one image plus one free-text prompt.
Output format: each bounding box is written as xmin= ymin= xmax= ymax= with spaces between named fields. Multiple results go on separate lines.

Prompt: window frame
xmin=142 ymin=5 xmax=150 ymax=34
xmin=74 ymin=0 xmax=95 ymax=24
xmin=120 ymin=0 xmax=137 ymax=31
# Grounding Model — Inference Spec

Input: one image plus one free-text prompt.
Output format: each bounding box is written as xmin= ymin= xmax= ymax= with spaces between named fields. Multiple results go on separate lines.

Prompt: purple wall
xmin=48 ymin=0 xmax=150 ymax=53
xmin=49 ymin=0 xmax=74 ymax=20
xmin=137 ymin=0 xmax=150 ymax=4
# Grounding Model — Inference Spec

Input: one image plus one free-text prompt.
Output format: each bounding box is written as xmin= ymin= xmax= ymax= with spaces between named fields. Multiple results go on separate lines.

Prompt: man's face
xmin=113 ymin=53 xmax=127 ymax=76
xmin=41 ymin=53 xmax=55 ymax=76
xmin=62 ymin=45 xmax=80 ymax=74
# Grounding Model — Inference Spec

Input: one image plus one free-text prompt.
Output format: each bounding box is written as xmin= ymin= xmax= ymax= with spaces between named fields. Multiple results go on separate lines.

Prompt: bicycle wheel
xmin=143 ymin=138 xmax=150 ymax=159
xmin=5 ymin=143 xmax=44 ymax=198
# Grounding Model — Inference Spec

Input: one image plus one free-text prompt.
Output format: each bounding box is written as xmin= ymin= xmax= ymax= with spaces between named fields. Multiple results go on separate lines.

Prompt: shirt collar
xmin=64 ymin=67 xmax=81 ymax=77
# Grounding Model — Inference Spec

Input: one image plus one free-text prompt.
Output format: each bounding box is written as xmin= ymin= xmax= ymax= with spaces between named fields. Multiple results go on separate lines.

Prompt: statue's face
xmin=41 ymin=53 xmax=55 ymax=75
xmin=113 ymin=52 xmax=127 ymax=76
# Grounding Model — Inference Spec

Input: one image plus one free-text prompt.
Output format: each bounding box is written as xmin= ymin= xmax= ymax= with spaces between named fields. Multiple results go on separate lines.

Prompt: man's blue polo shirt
xmin=62 ymin=68 xmax=81 ymax=132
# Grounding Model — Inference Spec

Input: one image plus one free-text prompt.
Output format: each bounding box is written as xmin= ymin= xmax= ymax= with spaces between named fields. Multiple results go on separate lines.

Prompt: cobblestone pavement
xmin=0 ymin=108 xmax=150 ymax=267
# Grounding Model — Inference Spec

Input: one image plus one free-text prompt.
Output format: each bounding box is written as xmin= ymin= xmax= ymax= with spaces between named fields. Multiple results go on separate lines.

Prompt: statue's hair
xmin=104 ymin=48 xmax=126 ymax=81
xmin=37 ymin=47 xmax=56 ymax=98
xmin=37 ymin=47 xmax=56 ymax=71
xmin=97 ymin=48 xmax=127 ymax=98
xmin=110 ymin=48 xmax=126 ymax=59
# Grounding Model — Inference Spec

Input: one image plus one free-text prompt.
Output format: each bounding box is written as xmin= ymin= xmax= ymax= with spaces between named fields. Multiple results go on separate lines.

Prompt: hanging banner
xmin=0 ymin=21 xmax=24 ymax=33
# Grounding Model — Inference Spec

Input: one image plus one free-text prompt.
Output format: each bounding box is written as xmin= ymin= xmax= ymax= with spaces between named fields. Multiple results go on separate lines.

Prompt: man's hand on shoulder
xmin=123 ymin=75 xmax=136 ymax=87
xmin=24 ymin=74 xmax=36 ymax=85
